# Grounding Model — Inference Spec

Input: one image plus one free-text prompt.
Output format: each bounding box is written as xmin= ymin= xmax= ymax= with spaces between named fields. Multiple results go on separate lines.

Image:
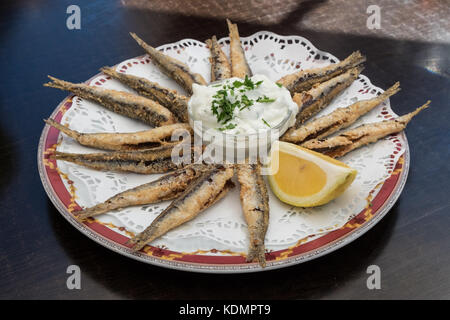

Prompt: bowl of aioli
xmin=188 ymin=74 xmax=298 ymax=162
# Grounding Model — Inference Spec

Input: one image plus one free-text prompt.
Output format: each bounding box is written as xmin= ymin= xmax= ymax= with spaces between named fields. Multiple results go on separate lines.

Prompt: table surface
xmin=0 ymin=0 xmax=449 ymax=300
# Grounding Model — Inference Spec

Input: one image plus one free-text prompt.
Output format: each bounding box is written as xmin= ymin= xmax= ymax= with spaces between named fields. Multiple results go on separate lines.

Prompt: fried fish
xmin=75 ymin=164 xmax=213 ymax=220
xmin=100 ymin=66 xmax=190 ymax=123
xmin=277 ymin=51 xmax=366 ymax=94
xmin=128 ymin=165 xmax=235 ymax=251
xmin=227 ymin=19 xmax=252 ymax=78
xmin=302 ymin=101 xmax=430 ymax=158
xmin=44 ymin=76 xmax=176 ymax=127
xmin=282 ymin=82 xmax=400 ymax=144
xmin=290 ymin=66 xmax=363 ymax=129
xmin=45 ymin=119 xmax=191 ymax=151
xmin=236 ymin=163 xmax=270 ymax=267
xmin=130 ymin=32 xmax=207 ymax=95
xmin=54 ymin=144 xmax=198 ymax=174
xmin=205 ymin=35 xmax=232 ymax=82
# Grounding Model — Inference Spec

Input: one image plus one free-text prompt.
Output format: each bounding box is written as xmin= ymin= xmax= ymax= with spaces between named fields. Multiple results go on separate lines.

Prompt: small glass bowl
xmin=188 ymin=98 xmax=294 ymax=164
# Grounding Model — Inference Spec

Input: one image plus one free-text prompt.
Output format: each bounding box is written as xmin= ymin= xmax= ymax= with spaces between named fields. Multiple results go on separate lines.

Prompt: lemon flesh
xmin=267 ymin=141 xmax=357 ymax=207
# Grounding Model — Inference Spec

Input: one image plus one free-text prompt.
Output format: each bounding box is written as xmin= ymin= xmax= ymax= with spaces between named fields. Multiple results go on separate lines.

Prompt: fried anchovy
xmin=236 ymin=163 xmax=269 ymax=268
xmin=128 ymin=165 xmax=235 ymax=251
xmin=290 ymin=66 xmax=363 ymax=128
xmin=75 ymin=164 xmax=213 ymax=220
xmin=54 ymin=144 xmax=198 ymax=174
xmin=227 ymin=19 xmax=252 ymax=78
xmin=282 ymin=82 xmax=400 ymax=143
xmin=44 ymin=76 xmax=176 ymax=127
xmin=100 ymin=66 xmax=190 ymax=123
xmin=277 ymin=51 xmax=366 ymax=94
xmin=130 ymin=32 xmax=207 ymax=95
xmin=45 ymin=119 xmax=192 ymax=151
xmin=301 ymin=101 xmax=430 ymax=158
xmin=205 ymin=35 xmax=231 ymax=82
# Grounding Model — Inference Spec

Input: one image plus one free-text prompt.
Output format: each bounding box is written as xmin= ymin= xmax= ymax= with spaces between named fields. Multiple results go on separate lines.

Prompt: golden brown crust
xmin=302 ymin=102 xmax=430 ymax=158
xmin=54 ymin=144 xmax=200 ymax=174
xmin=75 ymin=164 xmax=214 ymax=219
xmin=236 ymin=163 xmax=269 ymax=267
xmin=291 ymin=66 xmax=363 ymax=127
xmin=130 ymin=32 xmax=207 ymax=94
xmin=100 ymin=66 xmax=189 ymax=122
xmin=282 ymin=82 xmax=400 ymax=143
xmin=44 ymin=76 xmax=177 ymax=127
xmin=227 ymin=19 xmax=252 ymax=78
xmin=45 ymin=119 xmax=191 ymax=151
xmin=129 ymin=165 xmax=235 ymax=250
xmin=277 ymin=51 xmax=366 ymax=94
xmin=206 ymin=36 xmax=231 ymax=82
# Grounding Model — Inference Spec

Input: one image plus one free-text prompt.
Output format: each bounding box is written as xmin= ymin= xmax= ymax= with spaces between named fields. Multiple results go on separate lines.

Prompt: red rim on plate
xmin=38 ymin=94 xmax=409 ymax=273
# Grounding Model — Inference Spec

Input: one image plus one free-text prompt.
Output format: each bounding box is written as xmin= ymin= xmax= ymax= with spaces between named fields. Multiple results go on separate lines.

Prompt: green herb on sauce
xmin=262 ymin=118 xmax=271 ymax=127
xmin=256 ymin=95 xmax=276 ymax=103
xmin=218 ymin=123 xmax=237 ymax=131
xmin=210 ymin=78 xmax=277 ymax=127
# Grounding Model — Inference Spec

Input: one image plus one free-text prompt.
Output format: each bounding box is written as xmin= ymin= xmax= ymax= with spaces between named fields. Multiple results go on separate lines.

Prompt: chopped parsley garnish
xmin=262 ymin=118 xmax=271 ymax=127
xmin=232 ymin=80 xmax=244 ymax=88
xmin=218 ymin=123 xmax=237 ymax=131
xmin=276 ymin=83 xmax=283 ymax=88
xmin=211 ymin=89 xmax=238 ymax=124
xmin=256 ymin=95 xmax=276 ymax=103
xmin=210 ymin=77 xmax=277 ymax=130
xmin=239 ymin=94 xmax=254 ymax=110
xmin=232 ymin=75 xmax=264 ymax=90
xmin=243 ymin=75 xmax=255 ymax=89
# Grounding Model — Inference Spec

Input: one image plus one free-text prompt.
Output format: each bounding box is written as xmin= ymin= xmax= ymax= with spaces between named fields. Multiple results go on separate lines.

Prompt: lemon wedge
xmin=267 ymin=141 xmax=357 ymax=207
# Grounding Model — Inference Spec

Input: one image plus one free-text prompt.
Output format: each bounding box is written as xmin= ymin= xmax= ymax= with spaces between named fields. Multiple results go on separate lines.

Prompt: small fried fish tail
xmin=246 ymin=242 xmax=266 ymax=267
xmin=44 ymin=75 xmax=77 ymax=91
xmin=378 ymin=81 xmax=401 ymax=100
xmin=397 ymin=100 xmax=430 ymax=124
xmin=351 ymin=81 xmax=401 ymax=117
xmin=345 ymin=51 xmax=366 ymax=68
xmin=358 ymin=81 xmax=401 ymax=114
xmin=44 ymin=119 xmax=80 ymax=140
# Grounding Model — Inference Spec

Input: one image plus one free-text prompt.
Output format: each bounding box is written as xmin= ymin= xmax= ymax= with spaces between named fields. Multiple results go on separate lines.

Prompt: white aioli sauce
xmin=188 ymin=74 xmax=298 ymax=135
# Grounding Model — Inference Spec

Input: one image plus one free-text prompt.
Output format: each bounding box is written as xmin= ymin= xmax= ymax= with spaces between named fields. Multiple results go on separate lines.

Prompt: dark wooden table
xmin=0 ymin=0 xmax=449 ymax=299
